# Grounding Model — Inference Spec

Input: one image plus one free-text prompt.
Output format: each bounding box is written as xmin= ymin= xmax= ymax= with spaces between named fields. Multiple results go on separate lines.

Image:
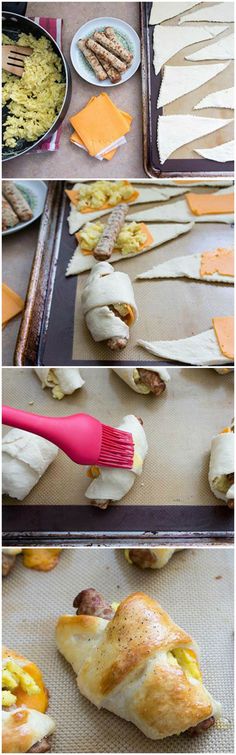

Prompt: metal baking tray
xmin=2 ymin=547 xmax=234 ymax=752
xmin=140 ymin=2 xmax=234 ymax=178
xmin=2 ymin=366 xmax=234 ymax=546
xmin=14 ymin=181 xmax=234 ymax=367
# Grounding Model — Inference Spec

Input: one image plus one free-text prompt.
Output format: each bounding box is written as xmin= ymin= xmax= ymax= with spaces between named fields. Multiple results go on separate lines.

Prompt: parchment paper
xmin=160 ymin=11 xmax=234 ymax=158
xmin=2 ymin=546 xmax=234 ymax=752
xmin=72 ymin=187 xmax=234 ymax=362
xmin=2 ymin=366 xmax=234 ymax=506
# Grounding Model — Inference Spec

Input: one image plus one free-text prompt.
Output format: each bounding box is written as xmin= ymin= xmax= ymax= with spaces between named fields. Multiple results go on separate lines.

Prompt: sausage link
xmin=98 ymin=57 xmax=121 ymax=83
xmin=2 ymin=182 xmax=32 ymax=222
xmin=105 ymin=27 xmax=133 ymax=64
xmin=2 ymin=197 xmax=18 ymax=231
xmin=29 ymin=736 xmax=51 ymax=753
xmin=93 ymin=31 xmax=132 ymax=65
xmin=94 ymin=204 xmax=129 ymax=261
xmin=138 ymin=369 xmax=166 ymax=396
xmin=187 ymin=716 xmax=215 ymax=736
xmin=86 ymin=38 xmax=126 ymax=72
xmin=107 ymin=336 xmax=128 ymax=350
xmin=73 ymin=588 xmax=115 ymax=619
xmin=78 ymin=40 xmax=107 ymax=81
xmin=127 ymin=549 xmax=158 ymax=569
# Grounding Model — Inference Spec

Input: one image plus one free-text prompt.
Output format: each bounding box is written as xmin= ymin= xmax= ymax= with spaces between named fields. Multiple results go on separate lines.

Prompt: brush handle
xmin=2 ymin=405 xmax=102 ymax=465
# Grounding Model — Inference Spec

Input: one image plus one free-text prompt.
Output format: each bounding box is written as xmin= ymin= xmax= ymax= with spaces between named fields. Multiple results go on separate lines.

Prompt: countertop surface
xmin=3 ymin=2 xmax=145 ymax=180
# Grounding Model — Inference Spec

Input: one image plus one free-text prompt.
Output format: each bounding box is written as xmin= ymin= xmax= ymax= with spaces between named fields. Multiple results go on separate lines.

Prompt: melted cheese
xmin=212 ymin=317 xmax=234 ymax=360
xmin=70 ymin=94 xmax=132 ymax=157
xmin=186 ymin=192 xmax=234 ymax=216
xmin=2 ymin=284 xmax=24 ymax=326
xmin=200 ymin=249 xmax=234 ymax=278
xmin=2 ymin=648 xmax=48 ymax=713
xmin=22 ymin=548 xmax=61 ymax=572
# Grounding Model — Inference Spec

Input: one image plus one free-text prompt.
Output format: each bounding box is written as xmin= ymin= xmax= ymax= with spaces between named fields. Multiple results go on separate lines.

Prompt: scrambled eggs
xmin=79 ymin=220 xmax=147 ymax=255
xmin=2 ymin=660 xmax=40 ymax=707
xmin=2 ymin=33 xmax=65 ymax=148
xmin=75 ymin=181 xmax=135 ymax=211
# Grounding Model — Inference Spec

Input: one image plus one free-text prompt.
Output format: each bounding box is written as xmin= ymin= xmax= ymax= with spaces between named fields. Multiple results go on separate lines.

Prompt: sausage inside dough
xmin=2 ymin=429 xmax=58 ymax=500
xmin=81 ymin=261 xmax=138 ymax=350
xmin=113 ymin=367 xmax=170 ymax=395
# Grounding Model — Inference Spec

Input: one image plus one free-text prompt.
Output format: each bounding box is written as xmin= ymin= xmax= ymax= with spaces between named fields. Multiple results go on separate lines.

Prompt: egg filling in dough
xmin=34 ymin=368 xmax=84 ymax=399
xmin=209 ymin=426 xmax=234 ymax=506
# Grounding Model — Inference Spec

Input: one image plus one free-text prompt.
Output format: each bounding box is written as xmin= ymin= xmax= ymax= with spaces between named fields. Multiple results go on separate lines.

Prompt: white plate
xmin=70 ymin=16 xmax=141 ymax=87
xmin=2 ymin=181 xmax=47 ymax=237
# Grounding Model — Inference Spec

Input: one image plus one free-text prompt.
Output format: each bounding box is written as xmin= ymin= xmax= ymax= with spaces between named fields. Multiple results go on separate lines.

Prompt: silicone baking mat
xmin=141 ymin=2 xmax=234 ymax=175
xmin=2 ymin=366 xmax=233 ymax=506
xmin=2 ymin=547 xmax=234 ymax=752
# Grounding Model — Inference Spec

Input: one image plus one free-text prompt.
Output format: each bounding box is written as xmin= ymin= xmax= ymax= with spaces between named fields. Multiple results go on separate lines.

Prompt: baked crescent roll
xmin=209 ymin=425 xmax=234 ymax=506
xmin=125 ymin=548 xmax=177 ymax=569
xmin=34 ymin=368 xmax=84 ymax=399
xmin=56 ymin=591 xmax=221 ymax=740
xmin=2 ymin=647 xmax=55 ymax=753
xmin=81 ymin=261 xmax=138 ymax=350
xmin=113 ymin=367 xmax=170 ymax=395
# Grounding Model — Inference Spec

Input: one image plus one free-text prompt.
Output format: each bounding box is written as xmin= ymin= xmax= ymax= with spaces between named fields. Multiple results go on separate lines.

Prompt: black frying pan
xmin=2 ymin=3 xmax=72 ymax=160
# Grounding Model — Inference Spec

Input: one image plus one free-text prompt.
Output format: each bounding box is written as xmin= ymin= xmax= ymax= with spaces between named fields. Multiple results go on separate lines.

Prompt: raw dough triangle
xmin=195 ymin=139 xmax=234 ymax=161
xmin=67 ymin=185 xmax=188 ymax=234
xmin=157 ymin=62 xmax=229 ymax=108
xmin=179 ymin=2 xmax=234 ymax=23
xmin=137 ymin=253 xmax=233 ymax=283
xmin=128 ymin=196 xmax=234 ymax=224
xmin=157 ymin=114 xmax=233 ymax=163
xmin=185 ymin=32 xmax=234 ymax=60
xmin=194 ymin=86 xmax=234 ymax=109
xmin=153 ymin=24 xmax=228 ymax=74
xmin=149 ymin=2 xmax=201 ymax=25
xmin=66 ymin=222 xmax=194 ymax=276
xmin=138 ymin=329 xmax=232 ymax=365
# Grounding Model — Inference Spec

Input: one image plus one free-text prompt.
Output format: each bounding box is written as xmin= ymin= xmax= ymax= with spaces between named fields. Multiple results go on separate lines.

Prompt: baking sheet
xmin=46 ymin=184 xmax=234 ymax=365
xmin=141 ymin=2 xmax=234 ymax=175
xmin=2 ymin=366 xmax=234 ymax=506
xmin=2 ymin=546 xmax=234 ymax=753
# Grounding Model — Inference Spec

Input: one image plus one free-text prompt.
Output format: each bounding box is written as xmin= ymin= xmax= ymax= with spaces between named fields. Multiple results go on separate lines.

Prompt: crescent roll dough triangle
xmin=179 ymin=2 xmax=234 ymax=23
xmin=157 ymin=115 xmax=233 ymax=163
xmin=138 ymin=328 xmax=233 ymax=365
xmin=128 ymin=198 xmax=233 ymax=224
xmin=194 ymin=86 xmax=234 ymax=110
xmin=157 ymin=62 xmax=229 ymax=108
xmin=185 ymin=32 xmax=234 ymax=60
xmin=195 ymin=140 xmax=234 ymax=161
xmin=66 ymin=222 xmax=194 ymax=276
xmin=137 ymin=250 xmax=234 ymax=283
xmin=149 ymin=2 xmax=201 ymax=25
xmin=153 ymin=24 xmax=228 ymax=74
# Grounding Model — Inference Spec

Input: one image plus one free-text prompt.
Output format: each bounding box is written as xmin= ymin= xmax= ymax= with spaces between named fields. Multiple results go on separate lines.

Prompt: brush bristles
xmin=98 ymin=425 xmax=134 ymax=468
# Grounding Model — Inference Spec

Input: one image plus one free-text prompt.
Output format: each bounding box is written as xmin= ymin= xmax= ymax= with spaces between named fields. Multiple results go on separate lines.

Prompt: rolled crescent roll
xmin=2 ymin=646 xmax=55 ymax=753
xmin=2 ymin=549 xmax=22 ymax=578
xmin=113 ymin=367 xmax=170 ymax=395
xmin=86 ymin=414 xmax=148 ymax=505
xmin=209 ymin=427 xmax=234 ymax=505
xmin=56 ymin=591 xmax=221 ymax=740
xmin=82 ymin=262 xmax=138 ymax=350
xmin=2 ymin=429 xmax=58 ymax=501
xmin=34 ymin=368 xmax=84 ymax=399
xmin=125 ymin=548 xmax=177 ymax=569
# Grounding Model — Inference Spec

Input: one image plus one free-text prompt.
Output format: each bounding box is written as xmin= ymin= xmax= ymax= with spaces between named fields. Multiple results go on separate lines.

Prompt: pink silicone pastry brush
xmin=2 ymin=406 xmax=134 ymax=469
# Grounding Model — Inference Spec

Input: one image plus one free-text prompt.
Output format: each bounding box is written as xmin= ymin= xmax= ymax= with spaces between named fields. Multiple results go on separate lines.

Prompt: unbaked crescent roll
xmin=125 ymin=548 xmax=177 ymax=569
xmin=56 ymin=591 xmax=221 ymax=740
xmin=2 ymin=429 xmax=58 ymax=500
xmin=209 ymin=425 xmax=234 ymax=506
xmin=86 ymin=414 xmax=148 ymax=506
xmin=113 ymin=367 xmax=170 ymax=395
xmin=2 ymin=646 xmax=55 ymax=753
xmin=81 ymin=261 xmax=138 ymax=350
xmin=34 ymin=368 xmax=84 ymax=399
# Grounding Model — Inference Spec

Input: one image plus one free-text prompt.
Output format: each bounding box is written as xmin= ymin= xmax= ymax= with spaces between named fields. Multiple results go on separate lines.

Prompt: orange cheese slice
xmin=2 ymin=284 xmax=24 ymax=326
xmin=70 ymin=93 xmax=132 ymax=157
xmin=200 ymin=248 xmax=234 ymax=278
xmin=70 ymin=130 xmax=117 ymax=161
xmin=212 ymin=316 xmax=234 ymax=359
xmin=2 ymin=647 xmax=48 ymax=713
xmin=186 ymin=192 xmax=234 ymax=216
xmin=76 ymin=223 xmax=153 ymax=256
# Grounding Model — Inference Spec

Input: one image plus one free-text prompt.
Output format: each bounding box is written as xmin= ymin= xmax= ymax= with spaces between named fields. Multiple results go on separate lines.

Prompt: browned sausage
xmin=93 ymin=31 xmax=132 ymax=65
xmin=78 ymin=40 xmax=107 ymax=81
xmin=94 ymin=204 xmax=129 ymax=261
xmin=73 ymin=588 xmax=115 ymax=619
xmin=138 ymin=369 xmax=166 ymax=396
xmin=86 ymin=38 xmax=126 ymax=72
xmin=29 ymin=737 xmax=51 ymax=753
xmin=2 ymin=197 xmax=18 ymax=231
xmin=105 ymin=27 xmax=133 ymax=64
xmin=187 ymin=716 xmax=215 ymax=736
xmin=2 ymin=182 xmax=33 ymax=222
xmin=97 ymin=57 xmax=121 ymax=83
xmin=107 ymin=336 xmax=128 ymax=350
xmin=127 ymin=549 xmax=158 ymax=569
